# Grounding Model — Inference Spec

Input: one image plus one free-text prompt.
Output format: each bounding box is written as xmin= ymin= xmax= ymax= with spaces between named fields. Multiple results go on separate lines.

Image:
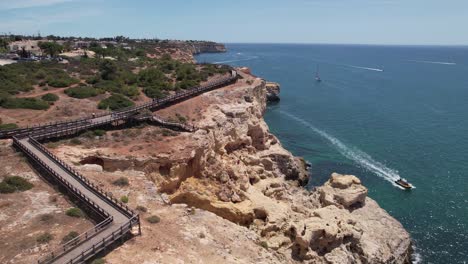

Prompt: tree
xmin=0 ymin=38 xmax=9 ymax=53
xmin=99 ymin=60 xmax=118 ymax=80
xmin=38 ymin=41 xmax=63 ymax=57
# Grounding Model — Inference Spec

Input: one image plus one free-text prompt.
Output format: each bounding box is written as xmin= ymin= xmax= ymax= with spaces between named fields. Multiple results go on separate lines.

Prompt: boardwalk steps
xmin=2 ymin=71 xmax=238 ymax=263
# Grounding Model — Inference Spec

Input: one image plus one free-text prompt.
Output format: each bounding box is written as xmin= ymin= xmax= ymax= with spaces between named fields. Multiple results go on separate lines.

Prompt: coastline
xmin=49 ymin=69 xmax=412 ymax=263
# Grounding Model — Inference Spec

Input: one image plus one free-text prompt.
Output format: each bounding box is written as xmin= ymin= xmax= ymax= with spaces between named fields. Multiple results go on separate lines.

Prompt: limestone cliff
xmin=55 ymin=72 xmax=412 ymax=263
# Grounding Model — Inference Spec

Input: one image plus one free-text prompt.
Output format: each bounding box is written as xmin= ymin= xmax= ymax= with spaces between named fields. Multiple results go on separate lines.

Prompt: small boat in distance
xmin=315 ymin=65 xmax=322 ymax=82
xmin=395 ymin=178 xmax=413 ymax=189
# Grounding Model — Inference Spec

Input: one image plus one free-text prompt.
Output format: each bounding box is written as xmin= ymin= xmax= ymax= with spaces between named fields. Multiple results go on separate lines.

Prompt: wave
xmin=213 ymin=56 xmax=258 ymax=64
xmin=278 ymin=111 xmax=408 ymax=187
xmin=411 ymin=245 xmax=423 ymax=264
xmin=408 ymin=60 xmax=456 ymax=65
xmin=347 ymin=65 xmax=384 ymax=72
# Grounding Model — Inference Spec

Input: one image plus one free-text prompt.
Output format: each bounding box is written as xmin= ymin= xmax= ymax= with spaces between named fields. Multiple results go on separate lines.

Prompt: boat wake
xmin=408 ymin=60 xmax=456 ymax=65
xmin=213 ymin=56 xmax=258 ymax=64
xmin=347 ymin=65 xmax=384 ymax=72
xmin=278 ymin=111 xmax=407 ymax=187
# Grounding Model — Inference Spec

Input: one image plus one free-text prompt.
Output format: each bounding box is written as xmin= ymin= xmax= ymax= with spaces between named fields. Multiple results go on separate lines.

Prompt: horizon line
xmin=221 ymin=42 xmax=468 ymax=47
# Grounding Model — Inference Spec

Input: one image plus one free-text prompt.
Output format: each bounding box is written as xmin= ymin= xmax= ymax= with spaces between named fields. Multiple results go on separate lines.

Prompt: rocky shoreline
xmin=49 ymin=70 xmax=412 ymax=263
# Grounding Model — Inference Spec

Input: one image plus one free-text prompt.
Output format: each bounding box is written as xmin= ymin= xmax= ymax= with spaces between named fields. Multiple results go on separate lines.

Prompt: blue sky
xmin=0 ymin=0 xmax=467 ymax=45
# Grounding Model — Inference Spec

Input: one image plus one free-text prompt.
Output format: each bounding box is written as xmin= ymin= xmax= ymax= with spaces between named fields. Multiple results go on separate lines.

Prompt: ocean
xmin=196 ymin=44 xmax=468 ymax=264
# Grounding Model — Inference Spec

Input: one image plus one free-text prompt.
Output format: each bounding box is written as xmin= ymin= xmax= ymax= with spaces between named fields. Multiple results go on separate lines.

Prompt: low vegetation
xmin=98 ymin=94 xmax=134 ymax=110
xmin=120 ymin=195 xmax=129 ymax=203
xmin=65 ymin=207 xmax=84 ymax=218
xmin=259 ymin=241 xmax=269 ymax=249
xmin=146 ymin=215 xmax=161 ymax=224
xmin=113 ymin=177 xmax=129 ymax=186
xmin=65 ymin=85 xmax=101 ymax=98
xmin=136 ymin=205 xmax=147 ymax=212
xmin=62 ymin=231 xmax=79 ymax=244
xmin=93 ymin=129 xmax=106 ymax=136
xmin=1 ymin=97 xmax=50 ymax=110
xmin=39 ymin=213 xmax=54 ymax=222
xmin=90 ymin=258 xmax=106 ymax=264
xmin=1 ymin=39 xmax=230 ymax=111
xmin=36 ymin=232 xmax=54 ymax=244
xmin=70 ymin=138 xmax=82 ymax=145
xmin=0 ymin=123 xmax=18 ymax=130
xmin=41 ymin=93 xmax=59 ymax=102
xmin=0 ymin=176 xmax=34 ymax=193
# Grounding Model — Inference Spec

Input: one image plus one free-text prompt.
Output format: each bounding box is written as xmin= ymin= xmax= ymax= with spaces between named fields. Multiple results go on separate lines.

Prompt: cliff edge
xmin=51 ymin=70 xmax=412 ymax=263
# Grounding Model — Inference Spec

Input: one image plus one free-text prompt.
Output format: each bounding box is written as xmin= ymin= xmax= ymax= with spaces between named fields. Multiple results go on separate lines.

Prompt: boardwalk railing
xmin=37 ymin=216 xmax=113 ymax=264
xmin=28 ymin=137 xmax=136 ymax=218
xmin=13 ymin=137 xmax=111 ymax=220
xmin=66 ymin=215 xmax=140 ymax=264
xmin=13 ymin=137 xmax=116 ymax=263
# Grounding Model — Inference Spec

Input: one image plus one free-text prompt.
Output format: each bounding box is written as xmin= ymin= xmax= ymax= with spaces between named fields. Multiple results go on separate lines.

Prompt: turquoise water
xmin=196 ymin=44 xmax=468 ymax=264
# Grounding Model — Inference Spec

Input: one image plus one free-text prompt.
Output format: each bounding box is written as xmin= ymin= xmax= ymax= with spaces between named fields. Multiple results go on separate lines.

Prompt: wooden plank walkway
xmin=4 ymin=71 xmax=238 ymax=263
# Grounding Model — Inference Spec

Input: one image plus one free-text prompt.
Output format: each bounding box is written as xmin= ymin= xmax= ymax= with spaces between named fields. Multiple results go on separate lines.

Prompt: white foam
xmin=279 ymin=111 xmax=407 ymax=187
xmin=347 ymin=65 xmax=384 ymax=72
xmin=213 ymin=56 xmax=258 ymax=64
xmin=408 ymin=60 xmax=456 ymax=65
xmin=411 ymin=245 xmax=423 ymax=264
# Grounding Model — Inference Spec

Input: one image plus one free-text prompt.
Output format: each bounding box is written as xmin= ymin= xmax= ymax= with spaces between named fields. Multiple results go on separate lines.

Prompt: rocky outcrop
xmin=189 ymin=41 xmax=226 ymax=54
xmin=318 ymin=173 xmax=368 ymax=209
xmin=265 ymin=82 xmax=280 ymax=102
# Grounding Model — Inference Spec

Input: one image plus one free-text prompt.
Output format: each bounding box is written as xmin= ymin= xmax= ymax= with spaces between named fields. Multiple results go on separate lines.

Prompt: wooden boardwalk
xmin=3 ymin=71 xmax=238 ymax=263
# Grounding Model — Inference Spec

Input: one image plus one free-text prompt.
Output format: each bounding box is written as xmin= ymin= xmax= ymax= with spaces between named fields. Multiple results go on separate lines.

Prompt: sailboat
xmin=315 ymin=65 xmax=322 ymax=82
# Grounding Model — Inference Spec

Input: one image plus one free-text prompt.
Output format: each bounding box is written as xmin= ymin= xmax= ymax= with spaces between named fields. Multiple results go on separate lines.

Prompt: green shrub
xmin=136 ymin=205 xmax=147 ymax=212
xmin=40 ymin=213 xmax=54 ymax=222
xmin=0 ymin=182 xmax=15 ymax=193
xmin=46 ymin=76 xmax=79 ymax=88
xmin=91 ymin=258 xmax=106 ymax=264
xmin=1 ymin=97 xmax=49 ymax=110
xmin=34 ymin=69 xmax=47 ymax=79
xmin=98 ymin=94 xmax=134 ymax=111
xmin=62 ymin=231 xmax=79 ymax=244
xmin=93 ymin=129 xmax=106 ymax=137
xmin=41 ymin=93 xmax=59 ymax=102
xmin=175 ymin=113 xmax=187 ymax=123
xmin=175 ymin=79 xmax=198 ymax=90
xmin=0 ymin=176 xmax=33 ymax=193
xmin=65 ymin=207 xmax=84 ymax=218
xmin=113 ymin=177 xmax=129 ymax=186
xmin=259 ymin=241 xmax=268 ymax=249
xmin=146 ymin=215 xmax=160 ymax=224
xmin=120 ymin=195 xmax=129 ymax=203
xmin=143 ymin=86 xmax=168 ymax=99
xmin=70 ymin=138 xmax=82 ymax=145
xmin=121 ymin=85 xmax=140 ymax=97
xmin=85 ymin=75 xmax=100 ymax=85
xmin=0 ymin=123 xmax=18 ymax=130
xmin=36 ymin=232 xmax=53 ymax=244
xmin=65 ymin=86 xmax=100 ymax=99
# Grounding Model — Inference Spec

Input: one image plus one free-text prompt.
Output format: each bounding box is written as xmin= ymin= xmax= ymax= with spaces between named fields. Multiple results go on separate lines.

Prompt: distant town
xmin=0 ymin=35 xmax=225 ymax=64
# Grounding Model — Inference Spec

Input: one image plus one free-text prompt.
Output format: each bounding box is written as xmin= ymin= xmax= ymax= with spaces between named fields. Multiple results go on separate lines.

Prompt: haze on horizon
xmin=0 ymin=0 xmax=467 ymax=46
